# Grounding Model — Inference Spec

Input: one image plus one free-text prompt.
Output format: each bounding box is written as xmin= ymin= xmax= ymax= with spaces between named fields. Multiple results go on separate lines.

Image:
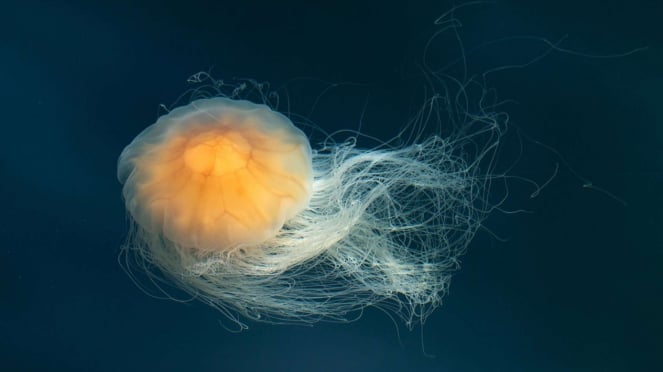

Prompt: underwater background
xmin=2 ymin=0 xmax=662 ymax=371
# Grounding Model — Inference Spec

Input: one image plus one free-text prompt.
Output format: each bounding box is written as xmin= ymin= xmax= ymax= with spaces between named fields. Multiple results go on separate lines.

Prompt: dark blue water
xmin=2 ymin=0 xmax=661 ymax=371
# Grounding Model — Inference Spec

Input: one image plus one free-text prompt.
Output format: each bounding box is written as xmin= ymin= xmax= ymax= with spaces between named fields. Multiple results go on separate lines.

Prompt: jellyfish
xmin=118 ymin=78 xmax=500 ymax=329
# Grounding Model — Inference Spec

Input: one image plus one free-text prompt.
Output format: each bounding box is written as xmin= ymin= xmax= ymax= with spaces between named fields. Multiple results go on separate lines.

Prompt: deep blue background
xmin=2 ymin=0 xmax=662 ymax=371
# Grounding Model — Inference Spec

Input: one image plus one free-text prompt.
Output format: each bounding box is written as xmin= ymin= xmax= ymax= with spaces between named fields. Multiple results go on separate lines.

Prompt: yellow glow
xmin=122 ymin=99 xmax=313 ymax=252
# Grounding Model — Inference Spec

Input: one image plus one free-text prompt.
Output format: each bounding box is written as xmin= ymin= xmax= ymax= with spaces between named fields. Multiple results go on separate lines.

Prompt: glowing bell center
xmin=184 ymin=133 xmax=250 ymax=177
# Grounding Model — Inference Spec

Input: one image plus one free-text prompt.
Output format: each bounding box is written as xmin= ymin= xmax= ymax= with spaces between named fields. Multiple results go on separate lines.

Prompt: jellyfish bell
xmin=118 ymin=97 xmax=313 ymax=253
